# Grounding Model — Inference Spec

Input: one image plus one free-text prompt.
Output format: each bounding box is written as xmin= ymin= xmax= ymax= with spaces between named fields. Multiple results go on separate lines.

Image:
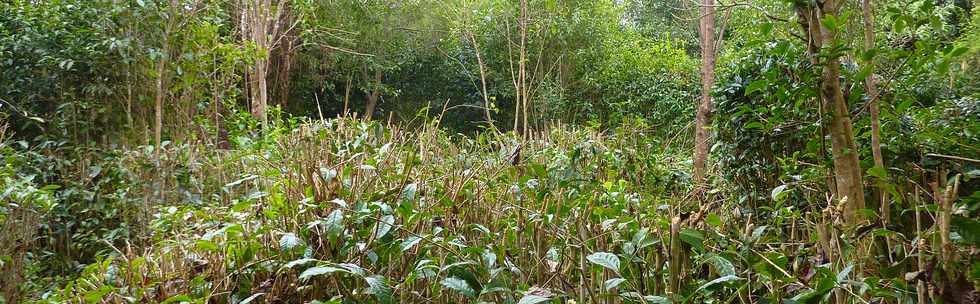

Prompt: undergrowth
xmin=2 ymin=118 xmax=977 ymax=303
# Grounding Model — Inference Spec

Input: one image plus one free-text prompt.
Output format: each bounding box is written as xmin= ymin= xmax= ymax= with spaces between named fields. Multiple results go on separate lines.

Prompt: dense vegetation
xmin=0 ymin=0 xmax=978 ymax=303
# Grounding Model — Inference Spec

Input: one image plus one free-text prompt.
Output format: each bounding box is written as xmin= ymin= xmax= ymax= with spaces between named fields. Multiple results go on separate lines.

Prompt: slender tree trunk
xmin=154 ymin=56 xmax=164 ymax=157
xmin=510 ymin=0 xmax=529 ymax=136
xmin=249 ymin=0 xmax=270 ymax=127
xmin=519 ymin=0 xmax=529 ymax=137
xmin=862 ymin=0 xmax=888 ymax=224
xmin=244 ymin=0 xmax=288 ymax=127
xmin=798 ymin=0 xmax=866 ymax=225
xmin=364 ymin=69 xmax=382 ymax=120
xmin=468 ymin=32 xmax=493 ymax=126
xmin=154 ymin=1 xmax=176 ymax=160
xmin=693 ymin=0 xmax=716 ymax=184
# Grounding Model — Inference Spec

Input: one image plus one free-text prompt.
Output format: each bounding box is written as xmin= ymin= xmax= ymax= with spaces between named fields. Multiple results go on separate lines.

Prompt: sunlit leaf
xmin=587 ymin=252 xmax=620 ymax=273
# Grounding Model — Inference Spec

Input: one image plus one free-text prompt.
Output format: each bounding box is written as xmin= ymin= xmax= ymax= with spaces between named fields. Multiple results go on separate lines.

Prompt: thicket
xmin=1 ymin=0 xmax=978 ymax=303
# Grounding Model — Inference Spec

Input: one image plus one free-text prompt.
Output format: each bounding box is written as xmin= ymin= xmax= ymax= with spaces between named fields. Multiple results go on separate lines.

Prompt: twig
xmin=925 ymin=153 xmax=980 ymax=164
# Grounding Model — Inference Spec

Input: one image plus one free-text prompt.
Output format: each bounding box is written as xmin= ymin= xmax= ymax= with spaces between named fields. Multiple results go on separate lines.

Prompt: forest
xmin=0 ymin=0 xmax=978 ymax=303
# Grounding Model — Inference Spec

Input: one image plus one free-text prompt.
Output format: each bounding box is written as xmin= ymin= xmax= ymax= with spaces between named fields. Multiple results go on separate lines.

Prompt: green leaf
xmin=604 ymin=278 xmax=627 ymax=291
xmin=952 ymin=216 xmax=980 ymax=245
xmin=518 ymin=294 xmax=552 ymax=304
xmin=284 ymin=258 xmax=318 ymax=269
xmin=894 ymin=18 xmax=906 ymax=33
xmin=400 ymin=236 xmax=422 ymax=252
xmin=365 ymin=275 xmax=394 ymax=304
xmin=867 ymin=167 xmax=888 ymax=179
xmin=821 ymin=15 xmax=838 ymax=32
xmin=744 ymin=121 xmax=764 ymax=130
xmin=679 ymin=229 xmax=705 ymax=251
xmin=745 ymin=80 xmax=767 ymax=95
xmin=322 ymin=209 xmax=344 ymax=236
xmin=160 ymin=294 xmax=191 ymax=304
xmin=83 ymin=286 xmax=112 ymax=303
xmin=860 ymin=48 xmax=878 ymax=61
xmin=836 ymin=264 xmax=854 ymax=283
xmin=750 ymin=226 xmax=768 ymax=242
xmin=299 ymin=265 xmax=345 ymax=280
xmin=706 ymin=213 xmax=722 ymax=227
xmin=643 ymin=295 xmax=672 ymax=303
xmin=771 ymin=184 xmax=789 ymax=202
xmin=695 ymin=275 xmax=743 ymax=293
xmin=240 ymin=293 xmax=265 ymax=304
xmin=586 ymin=252 xmax=620 ymax=273
xmin=374 ymin=214 xmax=395 ymax=239
xmin=195 ymin=240 xmax=219 ymax=252
xmin=441 ymin=276 xmax=477 ymax=298
xmin=279 ymin=233 xmax=302 ymax=251
xmin=950 ymin=46 xmax=969 ymax=57
xmin=703 ymin=253 xmax=736 ymax=277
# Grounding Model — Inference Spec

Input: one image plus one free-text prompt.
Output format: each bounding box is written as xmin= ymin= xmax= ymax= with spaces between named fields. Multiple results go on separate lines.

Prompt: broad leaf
xmin=604 ymin=278 xmax=627 ymax=291
xmin=587 ymin=252 xmax=620 ymax=273
xmin=696 ymin=275 xmax=743 ymax=293
xmin=517 ymin=294 xmax=552 ymax=304
xmin=441 ymin=276 xmax=477 ymax=298
xmin=299 ymin=265 xmax=345 ymax=280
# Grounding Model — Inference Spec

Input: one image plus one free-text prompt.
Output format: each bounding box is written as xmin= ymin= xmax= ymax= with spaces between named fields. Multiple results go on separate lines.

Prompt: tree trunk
xmin=154 ymin=50 xmax=166 ymax=160
xmin=247 ymin=0 xmax=270 ymax=127
xmin=468 ymin=31 xmax=493 ymax=126
xmin=862 ymin=0 xmax=888 ymax=224
xmin=510 ymin=0 xmax=529 ymax=136
xmin=693 ymin=0 xmax=716 ymax=184
xmin=798 ymin=0 xmax=866 ymax=225
xmin=244 ymin=0 xmax=288 ymax=128
xmin=364 ymin=69 xmax=382 ymax=120
xmin=154 ymin=0 xmax=176 ymax=160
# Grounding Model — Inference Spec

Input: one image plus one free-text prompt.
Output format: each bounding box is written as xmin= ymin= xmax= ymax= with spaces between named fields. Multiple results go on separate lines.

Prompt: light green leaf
xmin=837 ymin=264 xmax=854 ymax=283
xmin=365 ymin=275 xmax=393 ymax=304
xmin=299 ymin=265 xmax=344 ymax=280
xmin=643 ymin=295 xmax=672 ymax=304
xmin=771 ymin=184 xmax=789 ymax=202
xmin=586 ymin=252 xmax=620 ymax=273
xmin=867 ymin=167 xmax=888 ymax=179
xmin=706 ymin=213 xmax=722 ymax=227
xmin=279 ymin=233 xmax=302 ymax=251
xmin=517 ymin=294 xmax=552 ymax=304
xmin=374 ymin=214 xmax=395 ymax=239
xmin=400 ymin=236 xmax=422 ymax=252
xmin=284 ymin=258 xmax=318 ymax=269
xmin=239 ymin=293 xmax=265 ymax=304
xmin=745 ymin=80 xmax=767 ymax=95
xmin=441 ymin=276 xmax=477 ymax=298
xmin=604 ymin=278 xmax=627 ymax=291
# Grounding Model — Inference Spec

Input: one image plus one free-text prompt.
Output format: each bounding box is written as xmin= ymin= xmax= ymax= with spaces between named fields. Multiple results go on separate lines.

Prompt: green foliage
xmin=572 ymin=31 xmax=697 ymax=129
xmin=1 ymin=0 xmax=979 ymax=303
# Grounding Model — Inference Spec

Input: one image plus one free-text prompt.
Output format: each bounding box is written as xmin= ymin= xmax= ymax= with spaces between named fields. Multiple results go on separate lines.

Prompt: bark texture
xmin=693 ymin=0 xmax=716 ymax=184
xmin=797 ymin=0 xmax=866 ymax=224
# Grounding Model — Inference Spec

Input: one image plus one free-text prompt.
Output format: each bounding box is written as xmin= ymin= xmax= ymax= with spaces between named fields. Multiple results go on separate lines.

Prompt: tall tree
xmin=154 ymin=0 xmax=178 ymax=160
xmin=693 ymin=0 xmax=716 ymax=184
xmin=242 ymin=0 xmax=290 ymax=127
xmin=510 ymin=0 xmax=531 ymax=136
xmin=796 ymin=0 xmax=866 ymax=224
xmin=862 ymin=0 xmax=887 ymax=223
